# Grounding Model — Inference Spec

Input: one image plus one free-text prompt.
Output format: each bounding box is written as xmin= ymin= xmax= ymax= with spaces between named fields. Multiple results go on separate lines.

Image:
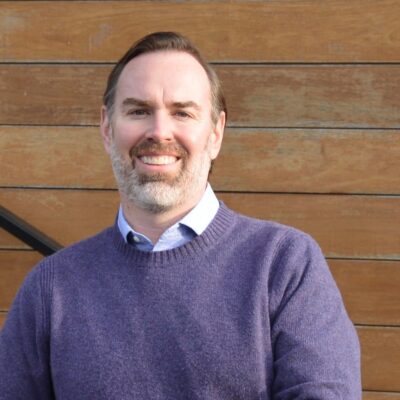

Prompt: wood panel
xmin=0 ymin=65 xmax=106 ymax=126
xmin=329 ymin=260 xmax=400 ymax=325
xmin=363 ymin=392 xmax=400 ymax=400
xmin=0 ymin=228 xmax=28 ymax=250
xmin=0 ymin=189 xmax=399 ymax=259
xmin=0 ymin=126 xmax=111 ymax=188
xmin=215 ymin=129 xmax=400 ymax=194
xmin=218 ymin=65 xmax=400 ymax=128
xmin=219 ymin=193 xmax=400 ymax=260
xmin=0 ymin=189 xmax=120 ymax=248
xmin=359 ymin=327 xmax=400 ymax=392
xmin=0 ymin=1 xmax=399 ymax=62
xmin=0 ymin=250 xmax=42 ymax=310
xmin=1 ymin=65 xmax=399 ymax=127
xmin=0 ymin=313 xmax=6 ymax=329
xmin=1 ymin=126 xmax=399 ymax=194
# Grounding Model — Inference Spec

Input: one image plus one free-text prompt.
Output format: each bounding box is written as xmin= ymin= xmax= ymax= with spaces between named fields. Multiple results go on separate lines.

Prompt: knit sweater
xmin=0 ymin=204 xmax=361 ymax=399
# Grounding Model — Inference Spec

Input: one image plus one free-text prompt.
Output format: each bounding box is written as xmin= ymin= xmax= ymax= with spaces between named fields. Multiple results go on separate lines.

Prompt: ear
xmin=100 ymin=106 xmax=113 ymax=154
xmin=209 ymin=111 xmax=226 ymax=160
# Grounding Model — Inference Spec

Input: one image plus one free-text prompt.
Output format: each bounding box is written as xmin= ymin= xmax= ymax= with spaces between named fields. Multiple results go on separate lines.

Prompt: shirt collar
xmin=178 ymin=183 xmax=219 ymax=235
xmin=117 ymin=183 xmax=219 ymax=244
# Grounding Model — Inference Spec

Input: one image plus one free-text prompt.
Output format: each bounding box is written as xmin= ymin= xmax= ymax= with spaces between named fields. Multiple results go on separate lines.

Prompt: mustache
xmin=129 ymin=141 xmax=188 ymax=159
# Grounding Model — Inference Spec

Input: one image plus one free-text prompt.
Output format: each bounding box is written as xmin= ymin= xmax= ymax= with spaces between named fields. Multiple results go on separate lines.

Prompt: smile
xmin=139 ymin=155 xmax=178 ymax=165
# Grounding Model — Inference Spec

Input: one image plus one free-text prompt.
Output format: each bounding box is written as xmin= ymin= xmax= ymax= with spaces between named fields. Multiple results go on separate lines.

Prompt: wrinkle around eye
xmin=126 ymin=109 xmax=151 ymax=118
xmin=175 ymin=111 xmax=190 ymax=118
xmin=173 ymin=110 xmax=199 ymax=121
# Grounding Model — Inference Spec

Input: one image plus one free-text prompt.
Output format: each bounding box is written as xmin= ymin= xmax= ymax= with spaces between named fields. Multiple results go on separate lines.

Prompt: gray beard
xmin=109 ymin=140 xmax=211 ymax=214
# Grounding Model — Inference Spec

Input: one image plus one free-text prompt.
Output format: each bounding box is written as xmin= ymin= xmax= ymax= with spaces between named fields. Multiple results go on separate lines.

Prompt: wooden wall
xmin=1 ymin=1 xmax=399 ymax=397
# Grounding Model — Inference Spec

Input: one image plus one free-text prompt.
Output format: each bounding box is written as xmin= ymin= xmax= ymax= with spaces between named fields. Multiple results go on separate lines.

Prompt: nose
xmin=145 ymin=111 xmax=173 ymax=141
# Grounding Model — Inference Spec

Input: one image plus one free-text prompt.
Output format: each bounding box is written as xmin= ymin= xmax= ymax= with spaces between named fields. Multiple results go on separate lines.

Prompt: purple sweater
xmin=0 ymin=204 xmax=361 ymax=399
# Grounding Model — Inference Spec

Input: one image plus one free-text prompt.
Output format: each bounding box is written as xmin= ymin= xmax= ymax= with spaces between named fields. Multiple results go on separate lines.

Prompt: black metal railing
xmin=0 ymin=205 xmax=62 ymax=256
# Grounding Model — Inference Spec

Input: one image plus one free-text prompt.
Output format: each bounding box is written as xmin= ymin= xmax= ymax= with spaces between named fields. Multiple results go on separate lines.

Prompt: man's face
xmin=101 ymin=50 xmax=225 ymax=213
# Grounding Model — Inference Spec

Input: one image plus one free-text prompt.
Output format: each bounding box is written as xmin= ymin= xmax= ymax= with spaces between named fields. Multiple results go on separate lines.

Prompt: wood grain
xmin=329 ymin=260 xmax=400 ymax=325
xmin=0 ymin=126 xmax=111 ymax=188
xmin=363 ymin=392 xmax=400 ymax=400
xmin=1 ymin=126 xmax=399 ymax=194
xmin=359 ymin=326 xmax=400 ymax=391
xmin=362 ymin=391 xmax=400 ymax=400
xmin=0 ymin=313 xmax=6 ymax=329
xmin=0 ymin=65 xmax=106 ymax=126
xmin=0 ymin=250 xmax=42 ymax=310
xmin=0 ymin=189 xmax=399 ymax=259
xmin=219 ymin=192 xmax=400 ymax=260
xmin=0 ymin=1 xmax=399 ymax=62
xmin=1 ymin=65 xmax=399 ymax=127
xmin=0 ymin=228 xmax=28 ymax=250
xmin=0 ymin=189 xmax=120 ymax=248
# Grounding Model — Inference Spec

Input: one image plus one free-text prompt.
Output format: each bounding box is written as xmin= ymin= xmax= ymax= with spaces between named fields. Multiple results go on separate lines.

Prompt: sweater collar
xmin=110 ymin=202 xmax=234 ymax=266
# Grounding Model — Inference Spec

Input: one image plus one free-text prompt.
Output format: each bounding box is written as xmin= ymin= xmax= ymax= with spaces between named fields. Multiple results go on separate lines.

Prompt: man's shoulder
xmin=220 ymin=204 xmax=325 ymax=267
xmin=38 ymin=225 xmax=116 ymax=270
xmin=224 ymin=203 xmax=312 ymax=244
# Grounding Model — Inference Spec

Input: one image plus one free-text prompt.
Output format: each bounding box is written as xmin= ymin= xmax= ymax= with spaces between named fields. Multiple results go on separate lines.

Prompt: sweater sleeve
xmin=268 ymin=231 xmax=361 ymax=399
xmin=0 ymin=261 xmax=55 ymax=400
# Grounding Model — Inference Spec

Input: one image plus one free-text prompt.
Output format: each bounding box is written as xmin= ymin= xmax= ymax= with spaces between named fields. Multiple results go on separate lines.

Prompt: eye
xmin=127 ymin=109 xmax=150 ymax=117
xmin=174 ymin=110 xmax=191 ymax=118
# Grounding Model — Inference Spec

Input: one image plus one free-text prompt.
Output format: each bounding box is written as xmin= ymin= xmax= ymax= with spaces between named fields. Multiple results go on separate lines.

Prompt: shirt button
xmin=133 ymin=235 xmax=140 ymax=243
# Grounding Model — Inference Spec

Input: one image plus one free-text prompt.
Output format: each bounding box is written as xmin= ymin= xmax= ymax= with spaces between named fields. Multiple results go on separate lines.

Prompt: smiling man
xmin=0 ymin=32 xmax=361 ymax=399
xmin=102 ymin=48 xmax=225 ymax=245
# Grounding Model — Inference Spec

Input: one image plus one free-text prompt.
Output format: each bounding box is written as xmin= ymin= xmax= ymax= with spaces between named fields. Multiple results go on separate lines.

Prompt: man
xmin=0 ymin=32 xmax=361 ymax=399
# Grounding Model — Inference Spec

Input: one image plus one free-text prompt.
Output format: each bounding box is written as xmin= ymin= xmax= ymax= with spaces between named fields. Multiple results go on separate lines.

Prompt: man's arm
xmin=0 ymin=263 xmax=54 ymax=399
xmin=268 ymin=231 xmax=361 ymax=399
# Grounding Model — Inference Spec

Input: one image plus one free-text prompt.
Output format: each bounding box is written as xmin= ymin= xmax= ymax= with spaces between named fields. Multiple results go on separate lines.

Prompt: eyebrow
xmin=171 ymin=101 xmax=201 ymax=111
xmin=121 ymin=97 xmax=201 ymax=111
xmin=122 ymin=98 xmax=152 ymax=108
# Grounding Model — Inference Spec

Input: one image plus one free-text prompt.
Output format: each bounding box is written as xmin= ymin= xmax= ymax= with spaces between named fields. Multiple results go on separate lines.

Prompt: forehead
xmin=115 ymin=51 xmax=212 ymax=106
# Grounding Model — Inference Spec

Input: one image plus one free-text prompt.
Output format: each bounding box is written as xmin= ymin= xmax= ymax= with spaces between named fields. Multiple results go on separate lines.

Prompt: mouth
xmin=138 ymin=155 xmax=179 ymax=165
xmin=130 ymin=142 xmax=186 ymax=172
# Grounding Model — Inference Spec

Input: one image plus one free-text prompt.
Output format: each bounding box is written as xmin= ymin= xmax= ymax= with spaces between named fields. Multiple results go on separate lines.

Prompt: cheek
xmin=112 ymin=121 xmax=142 ymax=151
xmin=176 ymin=125 xmax=213 ymax=153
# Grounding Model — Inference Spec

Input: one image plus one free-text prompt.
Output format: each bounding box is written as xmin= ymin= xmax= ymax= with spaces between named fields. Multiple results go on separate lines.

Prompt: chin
xmin=126 ymin=181 xmax=185 ymax=214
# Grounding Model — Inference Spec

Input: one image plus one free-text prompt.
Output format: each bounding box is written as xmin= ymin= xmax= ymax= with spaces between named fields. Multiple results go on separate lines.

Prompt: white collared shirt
xmin=117 ymin=184 xmax=219 ymax=251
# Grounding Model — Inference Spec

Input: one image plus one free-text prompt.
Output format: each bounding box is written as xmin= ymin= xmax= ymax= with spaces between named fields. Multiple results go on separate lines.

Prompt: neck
xmin=120 ymin=192 xmax=204 ymax=244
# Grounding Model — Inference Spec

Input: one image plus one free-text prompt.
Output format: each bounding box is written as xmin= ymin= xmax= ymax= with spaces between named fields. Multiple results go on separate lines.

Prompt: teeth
xmin=140 ymin=155 xmax=177 ymax=165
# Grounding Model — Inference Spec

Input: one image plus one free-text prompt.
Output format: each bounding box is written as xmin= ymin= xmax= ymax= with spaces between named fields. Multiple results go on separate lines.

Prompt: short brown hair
xmin=103 ymin=31 xmax=227 ymax=124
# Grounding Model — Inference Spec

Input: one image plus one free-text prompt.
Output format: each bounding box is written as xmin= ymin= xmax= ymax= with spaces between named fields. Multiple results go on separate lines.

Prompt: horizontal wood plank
xmin=0 ymin=189 xmax=120 ymax=248
xmin=359 ymin=326 xmax=400 ymax=392
xmin=219 ymin=65 xmax=400 ymax=129
xmin=363 ymin=392 xmax=400 ymax=400
xmin=0 ymin=190 xmax=399 ymax=259
xmin=0 ymin=250 xmax=42 ymax=310
xmin=0 ymin=65 xmax=106 ymax=126
xmin=329 ymin=260 xmax=400 ymax=325
xmin=219 ymin=193 xmax=400 ymax=260
xmin=0 ymin=126 xmax=111 ymax=189
xmin=0 ymin=313 xmax=6 ymax=329
xmin=1 ymin=65 xmax=399 ymax=127
xmin=0 ymin=228 xmax=28 ymax=250
xmin=0 ymin=1 xmax=399 ymax=62
xmin=1 ymin=126 xmax=399 ymax=194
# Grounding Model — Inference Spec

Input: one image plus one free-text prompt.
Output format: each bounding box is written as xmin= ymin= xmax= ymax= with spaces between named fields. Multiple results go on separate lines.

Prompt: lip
xmin=135 ymin=154 xmax=181 ymax=172
xmin=138 ymin=154 xmax=179 ymax=165
xmin=137 ymin=151 xmax=180 ymax=157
